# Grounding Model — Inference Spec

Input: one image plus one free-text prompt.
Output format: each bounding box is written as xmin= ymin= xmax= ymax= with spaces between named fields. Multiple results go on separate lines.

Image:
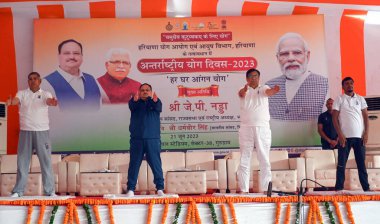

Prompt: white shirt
xmin=333 ymin=93 xmax=367 ymax=138
xmin=41 ymin=67 xmax=86 ymax=99
xmin=240 ymin=85 xmax=270 ymax=127
xmin=16 ymin=88 xmax=52 ymax=131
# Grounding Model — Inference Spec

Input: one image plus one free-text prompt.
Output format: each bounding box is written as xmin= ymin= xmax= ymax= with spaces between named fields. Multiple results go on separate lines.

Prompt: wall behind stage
xmin=1 ymin=0 xmax=380 ymax=154
xmin=33 ymin=15 xmax=327 ymax=152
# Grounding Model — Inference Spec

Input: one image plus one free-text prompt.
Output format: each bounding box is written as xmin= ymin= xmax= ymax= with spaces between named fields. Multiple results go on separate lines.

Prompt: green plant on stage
xmin=295 ymin=202 xmax=301 ymax=224
xmin=172 ymin=202 xmax=182 ymax=224
xmin=83 ymin=204 xmax=93 ymax=224
xmin=208 ymin=202 xmax=218 ymax=224
xmin=324 ymin=202 xmax=335 ymax=224
xmin=49 ymin=205 xmax=59 ymax=224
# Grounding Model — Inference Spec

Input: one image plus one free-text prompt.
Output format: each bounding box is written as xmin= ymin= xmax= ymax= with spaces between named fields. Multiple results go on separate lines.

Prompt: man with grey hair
xmin=266 ymin=32 xmax=328 ymax=146
xmin=97 ymin=48 xmax=141 ymax=104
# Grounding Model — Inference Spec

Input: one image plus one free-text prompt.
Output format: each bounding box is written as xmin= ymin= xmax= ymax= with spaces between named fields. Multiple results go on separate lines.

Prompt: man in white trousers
xmin=237 ymin=68 xmax=280 ymax=193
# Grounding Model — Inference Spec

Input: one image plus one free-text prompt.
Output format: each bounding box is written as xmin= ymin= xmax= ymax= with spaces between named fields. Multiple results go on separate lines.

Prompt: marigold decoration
xmin=220 ymin=204 xmax=228 ymax=224
xmin=194 ymin=201 xmax=202 ymax=224
xmin=38 ymin=204 xmax=46 ymax=224
xmin=49 ymin=205 xmax=59 ymax=224
xmin=69 ymin=202 xmax=74 ymax=224
xmin=26 ymin=204 xmax=33 ymax=224
xmin=63 ymin=203 xmax=70 ymax=224
xmin=93 ymin=204 xmax=101 ymax=224
xmin=345 ymin=201 xmax=355 ymax=224
xmin=108 ymin=203 xmax=115 ymax=224
xmin=191 ymin=201 xmax=196 ymax=224
xmin=172 ymin=202 xmax=182 ymax=224
xmin=307 ymin=200 xmax=314 ymax=224
xmin=324 ymin=202 xmax=335 ymax=224
xmin=147 ymin=202 xmax=154 ymax=224
xmin=314 ymin=201 xmax=323 ymax=224
xmin=284 ymin=203 xmax=291 ymax=224
xmin=312 ymin=201 xmax=317 ymax=224
xmin=228 ymin=201 xmax=238 ymax=224
xmin=83 ymin=204 xmax=93 ymax=224
xmin=332 ymin=200 xmax=344 ymax=224
xmin=208 ymin=202 xmax=218 ymax=224
xmin=73 ymin=204 xmax=80 ymax=224
xmin=185 ymin=202 xmax=193 ymax=224
xmin=162 ymin=203 xmax=169 ymax=224
xmin=275 ymin=201 xmax=281 ymax=224
xmin=0 ymin=194 xmax=378 ymax=223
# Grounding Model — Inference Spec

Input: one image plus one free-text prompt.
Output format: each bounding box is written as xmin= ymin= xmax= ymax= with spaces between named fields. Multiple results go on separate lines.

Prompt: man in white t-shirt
xmin=6 ymin=72 xmax=58 ymax=197
xmin=332 ymin=77 xmax=370 ymax=191
xmin=237 ymin=68 xmax=280 ymax=193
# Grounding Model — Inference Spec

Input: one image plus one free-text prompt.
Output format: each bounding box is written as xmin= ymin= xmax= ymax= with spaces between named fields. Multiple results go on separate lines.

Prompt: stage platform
xmin=0 ymin=192 xmax=380 ymax=223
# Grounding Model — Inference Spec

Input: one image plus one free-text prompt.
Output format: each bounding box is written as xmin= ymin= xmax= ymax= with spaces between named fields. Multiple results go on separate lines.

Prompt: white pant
xmin=237 ymin=126 xmax=272 ymax=192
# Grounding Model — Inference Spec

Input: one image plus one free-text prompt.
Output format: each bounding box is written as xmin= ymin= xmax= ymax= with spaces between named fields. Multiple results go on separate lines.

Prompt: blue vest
xmin=45 ymin=71 xmax=101 ymax=111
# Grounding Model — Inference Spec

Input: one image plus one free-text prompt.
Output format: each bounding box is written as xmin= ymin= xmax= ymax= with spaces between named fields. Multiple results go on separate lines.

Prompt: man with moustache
xmin=7 ymin=72 xmax=58 ymax=197
xmin=126 ymin=83 xmax=165 ymax=197
xmin=266 ymin=32 xmax=328 ymax=146
xmin=266 ymin=32 xmax=328 ymax=121
xmin=97 ymin=48 xmax=141 ymax=104
xmin=333 ymin=77 xmax=370 ymax=191
xmin=42 ymin=39 xmax=101 ymax=111
xmin=237 ymin=68 xmax=280 ymax=194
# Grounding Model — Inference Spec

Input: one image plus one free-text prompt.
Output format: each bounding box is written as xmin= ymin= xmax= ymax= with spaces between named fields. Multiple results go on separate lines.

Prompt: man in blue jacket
xmin=126 ymin=83 xmax=164 ymax=197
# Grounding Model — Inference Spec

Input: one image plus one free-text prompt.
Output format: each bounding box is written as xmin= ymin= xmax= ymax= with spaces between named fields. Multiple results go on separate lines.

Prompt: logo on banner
xmin=166 ymin=22 xmax=173 ymax=31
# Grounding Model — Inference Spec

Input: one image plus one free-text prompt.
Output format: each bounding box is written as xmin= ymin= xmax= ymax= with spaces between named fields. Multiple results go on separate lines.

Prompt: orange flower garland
xmin=2 ymin=194 xmax=380 ymax=223
xmin=93 ymin=204 xmax=102 ymax=224
xmin=313 ymin=201 xmax=323 ymax=224
xmin=345 ymin=201 xmax=355 ymax=224
xmin=332 ymin=200 xmax=344 ymax=224
xmin=275 ymin=201 xmax=281 ymax=224
xmin=191 ymin=201 xmax=196 ymax=224
xmin=38 ymin=204 xmax=46 ymax=224
xmin=108 ymin=203 xmax=115 ymax=224
xmin=284 ymin=204 xmax=291 ymax=224
xmin=69 ymin=202 xmax=74 ymax=224
xmin=228 ymin=201 xmax=238 ymax=224
xmin=147 ymin=202 xmax=153 ymax=224
xmin=307 ymin=200 xmax=314 ymax=224
xmin=63 ymin=203 xmax=70 ymax=224
xmin=193 ymin=201 xmax=202 ymax=224
xmin=312 ymin=201 xmax=317 ymax=224
xmin=73 ymin=204 xmax=80 ymax=224
xmin=221 ymin=204 xmax=228 ymax=224
xmin=26 ymin=204 xmax=33 ymax=224
xmin=185 ymin=202 xmax=193 ymax=224
xmin=162 ymin=203 xmax=169 ymax=224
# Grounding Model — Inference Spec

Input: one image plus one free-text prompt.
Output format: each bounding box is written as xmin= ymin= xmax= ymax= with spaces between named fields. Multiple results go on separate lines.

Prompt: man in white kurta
xmin=237 ymin=68 xmax=280 ymax=193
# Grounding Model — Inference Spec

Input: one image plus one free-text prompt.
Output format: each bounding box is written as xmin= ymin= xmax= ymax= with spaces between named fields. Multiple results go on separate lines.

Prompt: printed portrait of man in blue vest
xmin=42 ymin=39 xmax=101 ymax=111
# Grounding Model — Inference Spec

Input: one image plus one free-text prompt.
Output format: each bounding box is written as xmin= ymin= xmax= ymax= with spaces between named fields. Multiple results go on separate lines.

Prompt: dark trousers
xmin=335 ymin=138 xmax=369 ymax=191
xmin=127 ymin=138 xmax=164 ymax=191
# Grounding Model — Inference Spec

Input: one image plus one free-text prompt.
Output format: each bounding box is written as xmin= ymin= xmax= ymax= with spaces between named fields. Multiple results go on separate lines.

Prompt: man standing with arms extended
xmin=318 ymin=98 xmax=338 ymax=150
xmin=126 ymin=83 xmax=165 ymax=197
xmin=7 ymin=72 xmax=58 ymax=197
xmin=237 ymin=68 xmax=280 ymax=193
xmin=333 ymin=77 xmax=370 ymax=191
